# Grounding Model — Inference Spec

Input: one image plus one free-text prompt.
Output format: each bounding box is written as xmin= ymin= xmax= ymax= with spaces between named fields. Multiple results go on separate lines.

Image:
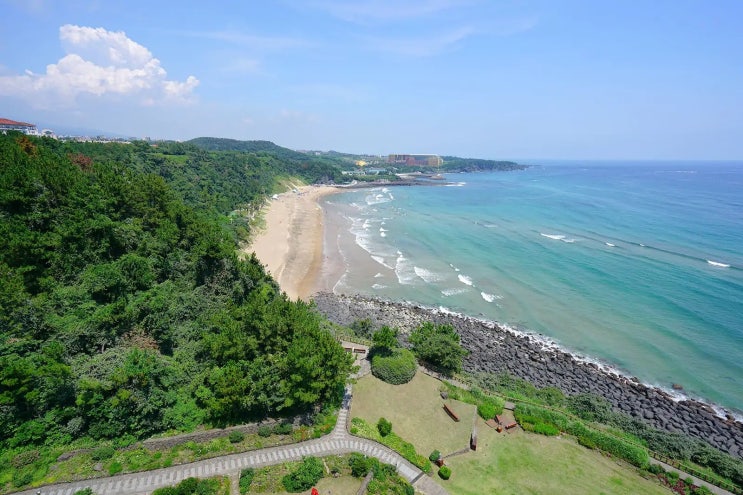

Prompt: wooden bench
xmin=495 ymin=414 xmax=504 ymax=425
xmin=505 ymin=422 xmax=518 ymax=430
xmin=443 ymin=403 xmax=460 ymax=422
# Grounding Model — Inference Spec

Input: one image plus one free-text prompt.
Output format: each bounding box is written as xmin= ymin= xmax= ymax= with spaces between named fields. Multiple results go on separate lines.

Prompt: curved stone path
xmin=14 ymin=386 xmax=448 ymax=495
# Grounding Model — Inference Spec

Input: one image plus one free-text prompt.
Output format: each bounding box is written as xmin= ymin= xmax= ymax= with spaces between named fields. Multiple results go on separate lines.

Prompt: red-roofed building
xmin=0 ymin=118 xmax=38 ymax=135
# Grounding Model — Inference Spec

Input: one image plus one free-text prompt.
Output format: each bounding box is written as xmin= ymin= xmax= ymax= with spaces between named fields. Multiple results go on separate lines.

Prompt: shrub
xmin=477 ymin=402 xmax=498 ymax=420
xmin=377 ymin=417 xmax=392 ymax=437
xmin=282 ymin=457 xmax=324 ymax=492
xmin=73 ymin=489 xmax=95 ymax=495
xmin=438 ymin=465 xmax=452 ymax=480
xmin=272 ymin=422 xmax=293 ymax=435
xmin=108 ymin=461 xmax=123 ymax=475
xmin=533 ymin=422 xmax=560 ymax=436
xmin=371 ymin=348 xmax=417 ymax=384
xmin=349 ymin=453 xmax=376 ymax=477
xmin=409 ymin=322 xmax=467 ymax=376
xmin=647 ymin=463 xmax=665 ymax=475
xmin=91 ymin=446 xmax=115 ymax=460
xmin=239 ymin=468 xmax=255 ymax=494
xmin=429 ymin=450 xmax=441 ymax=462
xmin=11 ymin=449 xmax=40 ymax=468
xmin=257 ymin=425 xmax=272 ymax=437
xmin=228 ymin=430 xmax=245 ymax=443
xmin=12 ymin=470 xmax=33 ymax=488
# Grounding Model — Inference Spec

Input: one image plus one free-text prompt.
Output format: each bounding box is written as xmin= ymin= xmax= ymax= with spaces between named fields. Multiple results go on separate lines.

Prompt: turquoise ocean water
xmin=322 ymin=162 xmax=743 ymax=415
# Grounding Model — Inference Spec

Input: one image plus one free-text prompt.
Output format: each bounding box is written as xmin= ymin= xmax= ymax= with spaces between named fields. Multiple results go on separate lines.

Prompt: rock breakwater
xmin=314 ymin=292 xmax=743 ymax=459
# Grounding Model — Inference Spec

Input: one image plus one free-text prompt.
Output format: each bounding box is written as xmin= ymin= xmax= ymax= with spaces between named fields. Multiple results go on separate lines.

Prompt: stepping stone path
xmin=14 ymin=385 xmax=449 ymax=495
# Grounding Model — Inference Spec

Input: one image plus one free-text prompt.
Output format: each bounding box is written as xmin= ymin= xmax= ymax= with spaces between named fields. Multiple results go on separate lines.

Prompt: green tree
xmin=408 ymin=322 xmax=467 ymax=376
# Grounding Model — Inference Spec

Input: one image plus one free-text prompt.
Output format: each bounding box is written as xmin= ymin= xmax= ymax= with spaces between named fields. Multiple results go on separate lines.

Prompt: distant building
xmin=387 ymin=154 xmax=443 ymax=167
xmin=0 ymin=118 xmax=38 ymax=136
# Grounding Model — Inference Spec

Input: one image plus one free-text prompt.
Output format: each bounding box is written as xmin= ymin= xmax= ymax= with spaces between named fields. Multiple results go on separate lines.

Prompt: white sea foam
xmin=480 ymin=292 xmax=500 ymax=303
xmin=379 ymin=227 xmax=388 ymax=232
xmin=449 ymin=263 xmax=460 ymax=272
xmin=371 ymin=283 xmax=387 ymax=290
xmin=605 ymin=242 xmax=615 ymax=247
xmin=707 ymin=260 xmax=730 ymax=268
xmin=482 ymin=295 xmax=498 ymax=304
xmin=374 ymin=272 xmax=383 ymax=278
xmin=458 ymin=274 xmax=473 ymax=286
xmin=370 ymin=255 xmax=394 ymax=269
xmin=414 ymin=266 xmax=444 ymax=284
xmin=445 ymin=181 xmax=467 ymax=187
xmin=562 ymin=238 xmax=576 ymax=243
xmin=380 ymin=232 xmax=387 ymax=237
xmin=395 ymin=253 xmax=416 ymax=285
xmin=541 ymin=233 xmax=565 ymax=240
xmin=441 ymin=287 xmax=468 ymax=296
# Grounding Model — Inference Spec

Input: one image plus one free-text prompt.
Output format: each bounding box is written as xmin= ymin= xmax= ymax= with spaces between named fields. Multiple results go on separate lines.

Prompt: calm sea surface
xmin=322 ymin=162 xmax=743 ymax=415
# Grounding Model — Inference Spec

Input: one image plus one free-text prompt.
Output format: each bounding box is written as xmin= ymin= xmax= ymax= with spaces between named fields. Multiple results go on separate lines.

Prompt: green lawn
xmin=351 ymin=372 xmax=476 ymax=456
xmin=444 ymin=424 xmax=668 ymax=495
xmin=352 ymin=373 xmax=669 ymax=495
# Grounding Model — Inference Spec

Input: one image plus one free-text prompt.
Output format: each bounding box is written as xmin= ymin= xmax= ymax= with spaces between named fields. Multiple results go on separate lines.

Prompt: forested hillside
xmin=0 ymin=133 xmax=352 ymax=453
xmin=66 ymin=139 xmax=344 ymax=225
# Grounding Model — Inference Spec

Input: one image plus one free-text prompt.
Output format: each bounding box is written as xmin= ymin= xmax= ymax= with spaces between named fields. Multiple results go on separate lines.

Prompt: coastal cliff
xmin=313 ymin=292 xmax=743 ymax=460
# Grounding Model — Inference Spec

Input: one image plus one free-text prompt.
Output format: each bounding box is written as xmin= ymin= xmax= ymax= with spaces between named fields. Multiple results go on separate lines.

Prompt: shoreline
xmin=244 ymin=184 xmax=340 ymax=301
xmin=246 ymin=180 xmax=743 ymax=458
xmin=313 ymin=292 xmax=743 ymax=459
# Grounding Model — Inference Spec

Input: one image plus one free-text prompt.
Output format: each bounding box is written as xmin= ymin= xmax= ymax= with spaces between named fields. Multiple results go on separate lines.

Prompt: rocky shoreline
xmin=313 ymin=292 xmax=743 ymax=459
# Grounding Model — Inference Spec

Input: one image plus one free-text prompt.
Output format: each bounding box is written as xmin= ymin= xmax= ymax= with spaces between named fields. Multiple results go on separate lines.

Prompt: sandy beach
xmin=245 ymin=185 xmax=339 ymax=301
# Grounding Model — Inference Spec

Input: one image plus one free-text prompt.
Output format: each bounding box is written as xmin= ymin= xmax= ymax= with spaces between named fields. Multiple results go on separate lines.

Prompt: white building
xmin=0 ymin=118 xmax=39 ymax=135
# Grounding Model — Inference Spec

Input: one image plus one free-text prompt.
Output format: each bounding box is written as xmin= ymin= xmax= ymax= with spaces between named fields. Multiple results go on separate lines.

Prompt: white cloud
xmin=0 ymin=24 xmax=199 ymax=108
xmin=366 ymin=26 xmax=475 ymax=56
xmin=313 ymin=0 xmax=471 ymax=23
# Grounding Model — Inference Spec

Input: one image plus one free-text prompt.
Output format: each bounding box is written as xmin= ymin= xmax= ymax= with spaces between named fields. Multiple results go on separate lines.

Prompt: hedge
xmin=371 ymin=348 xmax=417 ymax=385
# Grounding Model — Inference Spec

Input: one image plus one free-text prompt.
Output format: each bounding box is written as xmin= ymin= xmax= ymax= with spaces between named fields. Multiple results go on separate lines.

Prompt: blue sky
xmin=1 ymin=0 xmax=742 ymax=159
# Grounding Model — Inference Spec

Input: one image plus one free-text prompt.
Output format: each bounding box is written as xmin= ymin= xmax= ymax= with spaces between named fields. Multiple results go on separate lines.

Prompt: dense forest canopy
xmin=0 ymin=133 xmax=352 ymax=450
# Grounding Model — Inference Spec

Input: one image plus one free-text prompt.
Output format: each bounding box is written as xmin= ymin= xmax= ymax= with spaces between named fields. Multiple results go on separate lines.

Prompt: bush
xmin=429 ymin=450 xmax=441 ymax=462
xmin=533 ymin=422 xmax=560 ymax=436
xmin=409 ymin=322 xmax=467 ymax=376
xmin=349 ymin=453 xmax=377 ymax=477
xmin=91 ymin=446 xmax=115 ymax=460
xmin=11 ymin=449 xmax=40 ymax=467
xmin=272 ymin=422 xmax=293 ymax=435
xmin=12 ymin=470 xmax=33 ymax=488
xmin=647 ymin=463 xmax=665 ymax=475
xmin=239 ymin=468 xmax=255 ymax=494
xmin=257 ymin=425 xmax=272 ymax=437
xmin=438 ymin=465 xmax=452 ymax=480
xmin=73 ymin=489 xmax=95 ymax=495
xmin=108 ymin=461 xmax=123 ymax=475
xmin=477 ymin=402 xmax=498 ymax=420
xmin=282 ymin=457 xmax=324 ymax=492
xmin=377 ymin=417 xmax=392 ymax=437
xmin=371 ymin=348 xmax=417 ymax=385
xmin=228 ymin=430 xmax=245 ymax=443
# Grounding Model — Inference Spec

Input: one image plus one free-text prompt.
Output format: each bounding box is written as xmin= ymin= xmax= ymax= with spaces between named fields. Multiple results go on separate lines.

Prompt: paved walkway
xmin=15 ymin=385 xmax=448 ymax=495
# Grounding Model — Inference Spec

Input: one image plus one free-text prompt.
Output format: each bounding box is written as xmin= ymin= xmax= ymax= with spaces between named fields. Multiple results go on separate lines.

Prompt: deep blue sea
xmin=322 ymin=162 xmax=743 ymax=415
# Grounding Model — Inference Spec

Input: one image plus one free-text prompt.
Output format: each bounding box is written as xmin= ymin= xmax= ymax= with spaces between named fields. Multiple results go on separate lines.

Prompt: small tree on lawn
xmin=377 ymin=417 xmax=392 ymax=437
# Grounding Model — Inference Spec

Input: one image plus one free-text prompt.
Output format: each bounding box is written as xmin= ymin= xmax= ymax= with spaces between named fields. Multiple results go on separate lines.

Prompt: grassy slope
xmin=352 ymin=372 xmax=668 ymax=495
xmin=351 ymin=372 xmax=477 ymax=456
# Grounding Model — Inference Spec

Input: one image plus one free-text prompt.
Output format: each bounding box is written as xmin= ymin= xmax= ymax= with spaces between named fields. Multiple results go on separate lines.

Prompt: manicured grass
xmin=444 ymin=424 xmax=669 ymax=495
xmin=351 ymin=372 xmax=476 ymax=456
